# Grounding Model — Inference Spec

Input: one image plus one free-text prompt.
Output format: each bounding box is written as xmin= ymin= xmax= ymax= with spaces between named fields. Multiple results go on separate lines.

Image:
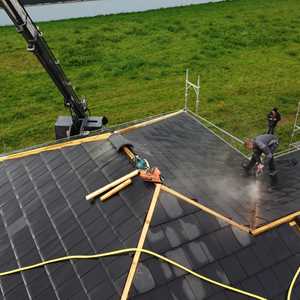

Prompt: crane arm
xmin=1 ymin=0 xmax=87 ymax=124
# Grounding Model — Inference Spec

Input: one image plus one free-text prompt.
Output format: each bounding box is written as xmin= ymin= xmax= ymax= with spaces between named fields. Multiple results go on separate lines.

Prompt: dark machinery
xmin=1 ymin=0 xmax=108 ymax=139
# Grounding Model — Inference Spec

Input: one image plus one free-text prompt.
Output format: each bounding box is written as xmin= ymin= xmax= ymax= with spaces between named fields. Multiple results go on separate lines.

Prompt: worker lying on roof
xmin=243 ymin=134 xmax=279 ymax=176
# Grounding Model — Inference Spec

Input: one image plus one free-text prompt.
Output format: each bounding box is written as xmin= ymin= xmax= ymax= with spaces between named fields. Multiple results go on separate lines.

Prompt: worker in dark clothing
xmin=267 ymin=107 xmax=281 ymax=134
xmin=243 ymin=134 xmax=279 ymax=176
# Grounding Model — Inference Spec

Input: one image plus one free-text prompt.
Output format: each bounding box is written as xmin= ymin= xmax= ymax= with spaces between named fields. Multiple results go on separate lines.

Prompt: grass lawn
xmin=0 ymin=0 xmax=300 ymax=153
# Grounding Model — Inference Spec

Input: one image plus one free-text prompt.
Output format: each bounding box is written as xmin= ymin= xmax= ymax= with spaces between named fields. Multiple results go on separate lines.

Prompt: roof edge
xmin=0 ymin=110 xmax=183 ymax=162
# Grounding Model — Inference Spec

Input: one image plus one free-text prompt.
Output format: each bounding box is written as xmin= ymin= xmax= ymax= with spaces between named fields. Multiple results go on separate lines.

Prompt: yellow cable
xmin=287 ymin=266 xmax=300 ymax=300
xmin=0 ymin=248 xmax=266 ymax=300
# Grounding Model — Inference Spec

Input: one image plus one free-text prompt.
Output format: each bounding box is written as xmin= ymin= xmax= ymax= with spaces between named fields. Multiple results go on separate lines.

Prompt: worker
xmin=242 ymin=134 xmax=279 ymax=176
xmin=267 ymin=107 xmax=281 ymax=134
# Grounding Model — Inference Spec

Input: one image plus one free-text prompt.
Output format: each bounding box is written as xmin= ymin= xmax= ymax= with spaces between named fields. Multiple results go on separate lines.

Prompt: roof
xmin=0 ymin=111 xmax=299 ymax=300
xmin=126 ymin=112 xmax=299 ymax=227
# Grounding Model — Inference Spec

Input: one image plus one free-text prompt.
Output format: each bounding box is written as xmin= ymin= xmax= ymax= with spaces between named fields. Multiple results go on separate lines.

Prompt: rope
xmin=287 ymin=266 xmax=300 ymax=300
xmin=0 ymin=247 xmax=267 ymax=300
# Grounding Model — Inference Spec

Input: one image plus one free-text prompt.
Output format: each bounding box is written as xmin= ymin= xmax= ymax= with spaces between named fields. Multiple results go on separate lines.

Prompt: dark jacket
xmin=267 ymin=110 xmax=281 ymax=127
xmin=253 ymin=134 xmax=278 ymax=164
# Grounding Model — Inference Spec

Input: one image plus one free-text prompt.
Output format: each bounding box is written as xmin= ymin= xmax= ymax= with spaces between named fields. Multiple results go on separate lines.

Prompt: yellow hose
xmin=287 ymin=266 xmax=300 ymax=300
xmin=0 ymin=247 xmax=267 ymax=300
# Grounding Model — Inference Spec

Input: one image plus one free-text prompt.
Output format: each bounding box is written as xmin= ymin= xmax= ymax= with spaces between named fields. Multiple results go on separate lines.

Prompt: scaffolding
xmin=289 ymin=101 xmax=300 ymax=150
xmin=184 ymin=69 xmax=200 ymax=114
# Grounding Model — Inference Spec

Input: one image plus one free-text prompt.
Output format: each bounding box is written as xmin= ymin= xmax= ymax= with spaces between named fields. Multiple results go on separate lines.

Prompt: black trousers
xmin=267 ymin=122 xmax=276 ymax=134
xmin=267 ymin=126 xmax=275 ymax=134
xmin=245 ymin=145 xmax=277 ymax=172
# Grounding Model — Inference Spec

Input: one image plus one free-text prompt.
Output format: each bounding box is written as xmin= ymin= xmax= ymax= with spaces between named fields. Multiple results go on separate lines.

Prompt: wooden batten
xmin=161 ymin=185 xmax=250 ymax=233
xmin=86 ymin=170 xmax=139 ymax=201
xmin=100 ymin=179 xmax=132 ymax=202
xmin=120 ymin=184 xmax=162 ymax=300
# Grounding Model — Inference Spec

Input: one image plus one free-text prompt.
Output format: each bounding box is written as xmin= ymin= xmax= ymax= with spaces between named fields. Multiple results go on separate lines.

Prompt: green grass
xmin=1 ymin=0 xmax=300 ymax=153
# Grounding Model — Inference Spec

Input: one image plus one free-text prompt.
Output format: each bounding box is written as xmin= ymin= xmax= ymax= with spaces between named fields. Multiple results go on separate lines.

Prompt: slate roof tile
xmin=199 ymin=233 xmax=225 ymax=262
xmin=219 ymin=255 xmax=247 ymax=284
xmin=81 ymin=264 xmax=110 ymax=292
xmin=185 ymin=274 xmax=216 ymax=299
xmin=240 ymin=276 xmax=266 ymax=299
xmin=236 ymin=247 xmax=263 ymax=277
xmin=0 ymin=112 xmax=299 ymax=300
xmin=256 ymin=268 xmax=281 ymax=298
xmin=88 ymin=279 xmax=117 ymax=300
xmin=56 ymin=274 xmax=84 ymax=299
xmin=4 ymin=283 xmax=29 ymax=300
xmin=272 ymin=259 xmax=295 ymax=291
xmin=1 ymin=274 xmax=24 ymax=295
xmin=34 ymin=286 xmax=58 ymax=300
xmin=181 ymin=241 xmax=210 ymax=269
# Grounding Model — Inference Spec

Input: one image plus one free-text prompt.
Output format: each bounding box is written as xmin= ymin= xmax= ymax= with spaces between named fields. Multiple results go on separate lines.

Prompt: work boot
xmin=242 ymin=163 xmax=250 ymax=175
xmin=269 ymin=170 xmax=278 ymax=177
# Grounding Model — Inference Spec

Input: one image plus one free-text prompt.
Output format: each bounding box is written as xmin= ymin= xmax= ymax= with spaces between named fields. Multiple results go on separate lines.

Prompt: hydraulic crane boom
xmin=1 ymin=0 xmax=107 ymax=139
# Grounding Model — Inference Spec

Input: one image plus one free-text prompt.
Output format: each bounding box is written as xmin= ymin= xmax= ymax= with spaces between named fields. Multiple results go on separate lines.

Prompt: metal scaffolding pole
xmin=289 ymin=101 xmax=300 ymax=150
xmin=184 ymin=69 xmax=200 ymax=114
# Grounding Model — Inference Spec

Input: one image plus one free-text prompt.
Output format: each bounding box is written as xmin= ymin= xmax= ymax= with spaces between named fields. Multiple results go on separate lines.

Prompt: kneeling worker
xmin=243 ymin=134 xmax=279 ymax=176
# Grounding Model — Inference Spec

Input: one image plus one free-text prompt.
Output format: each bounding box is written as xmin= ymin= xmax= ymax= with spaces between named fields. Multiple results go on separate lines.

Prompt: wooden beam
xmin=121 ymin=184 xmax=162 ymax=300
xmin=250 ymin=203 xmax=258 ymax=230
xmin=117 ymin=110 xmax=183 ymax=135
xmin=122 ymin=146 xmax=135 ymax=160
xmin=0 ymin=133 xmax=112 ymax=162
xmin=100 ymin=179 xmax=132 ymax=202
xmin=161 ymin=185 xmax=250 ymax=233
xmin=85 ymin=170 xmax=139 ymax=201
xmin=251 ymin=211 xmax=300 ymax=236
xmin=0 ymin=110 xmax=183 ymax=163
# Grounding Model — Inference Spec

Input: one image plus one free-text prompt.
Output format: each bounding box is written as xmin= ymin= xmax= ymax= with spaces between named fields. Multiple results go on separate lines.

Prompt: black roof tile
xmin=132 ymin=261 xmax=156 ymax=294
xmin=26 ymin=272 xmax=54 ymax=299
xmin=88 ymin=279 xmax=117 ymax=300
xmin=1 ymin=273 xmax=24 ymax=295
xmin=142 ymin=257 xmax=176 ymax=286
xmin=34 ymin=286 xmax=58 ymax=300
xmin=257 ymin=268 xmax=281 ymax=298
xmin=278 ymin=223 xmax=300 ymax=254
xmin=199 ymin=233 xmax=225 ymax=262
xmin=240 ymin=276 xmax=266 ymax=299
xmin=181 ymin=241 xmax=210 ymax=269
xmin=18 ymin=246 xmax=40 ymax=267
xmin=165 ymin=247 xmax=192 ymax=277
xmin=272 ymin=259 xmax=296 ymax=291
xmin=4 ymin=283 xmax=29 ymax=300
xmin=185 ymin=274 xmax=217 ymax=299
xmin=213 ymin=227 xmax=241 ymax=256
xmin=106 ymin=255 xmax=132 ymax=281
xmin=236 ymin=247 xmax=263 ymax=277
xmin=206 ymin=292 xmax=230 ymax=300
xmin=219 ymin=255 xmax=247 ymax=284
xmin=56 ymin=274 xmax=84 ymax=299
xmin=150 ymin=200 xmax=169 ymax=226
xmin=38 ymin=238 xmax=66 ymax=260
xmin=167 ymin=277 xmax=198 ymax=300
xmin=130 ymin=284 xmax=173 ymax=300
xmin=0 ymin=112 xmax=299 ymax=300
xmin=116 ymin=216 xmax=142 ymax=241
xmin=252 ymin=230 xmax=291 ymax=269
xmin=81 ymin=264 xmax=110 ymax=292
xmin=146 ymin=226 xmax=172 ymax=254
xmin=90 ymin=227 xmax=120 ymax=250
xmin=48 ymin=261 xmax=75 ymax=287
xmin=200 ymin=261 xmax=230 ymax=286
